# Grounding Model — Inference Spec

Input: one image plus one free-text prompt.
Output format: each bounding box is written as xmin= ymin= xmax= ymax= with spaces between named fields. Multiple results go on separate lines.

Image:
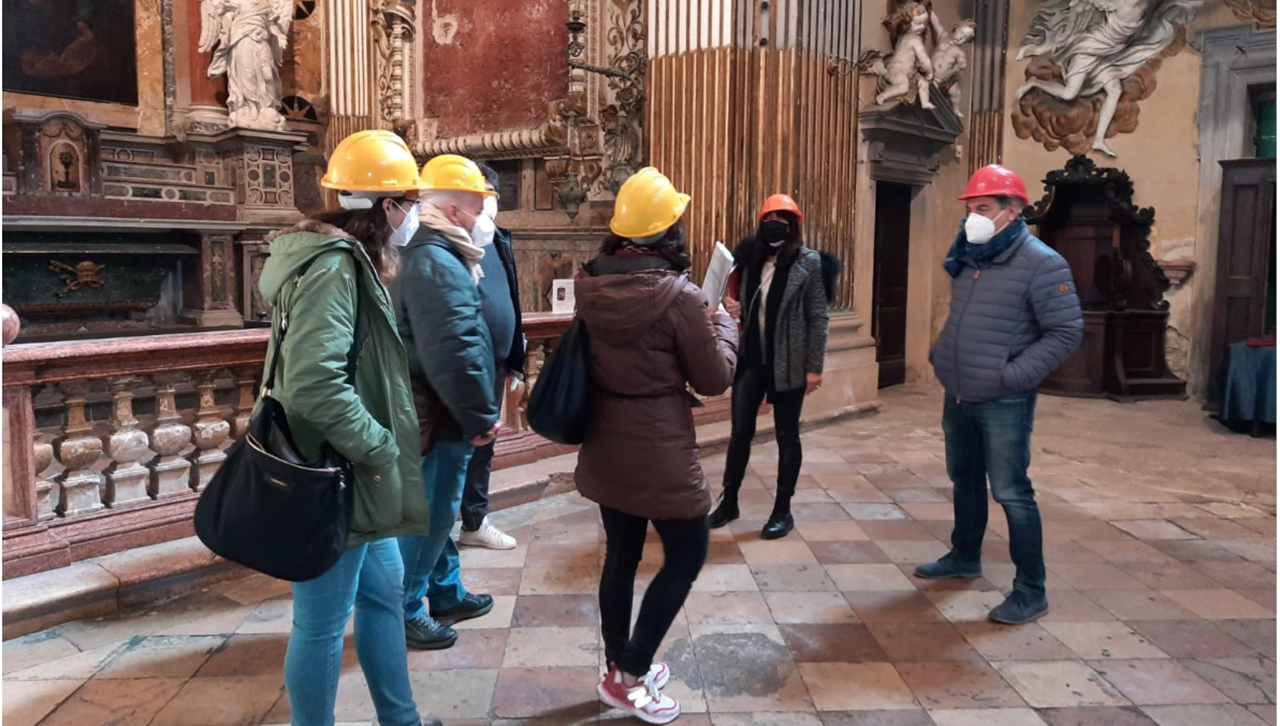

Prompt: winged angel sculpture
xmin=199 ymin=0 xmax=293 ymax=131
xmin=1014 ymin=0 xmax=1202 ymax=157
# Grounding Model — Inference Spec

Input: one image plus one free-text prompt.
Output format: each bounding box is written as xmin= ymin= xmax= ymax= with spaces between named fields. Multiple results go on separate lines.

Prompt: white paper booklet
xmin=702 ymin=241 xmax=735 ymax=308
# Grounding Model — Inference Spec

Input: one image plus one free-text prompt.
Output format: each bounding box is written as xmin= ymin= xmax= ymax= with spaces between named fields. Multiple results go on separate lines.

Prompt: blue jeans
xmin=942 ymin=392 xmax=1045 ymax=596
xmin=285 ymin=540 xmax=420 ymax=726
xmin=398 ymin=439 xmax=474 ymax=620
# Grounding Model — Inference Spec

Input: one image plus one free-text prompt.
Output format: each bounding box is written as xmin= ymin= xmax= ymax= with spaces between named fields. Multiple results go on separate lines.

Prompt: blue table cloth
xmin=1221 ymin=341 xmax=1277 ymax=427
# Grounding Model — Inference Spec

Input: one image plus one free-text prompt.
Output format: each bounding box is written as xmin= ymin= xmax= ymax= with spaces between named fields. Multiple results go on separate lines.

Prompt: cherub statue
xmin=199 ymin=0 xmax=293 ymax=131
xmin=920 ymin=15 xmax=976 ymax=115
xmin=858 ymin=2 xmax=933 ymax=109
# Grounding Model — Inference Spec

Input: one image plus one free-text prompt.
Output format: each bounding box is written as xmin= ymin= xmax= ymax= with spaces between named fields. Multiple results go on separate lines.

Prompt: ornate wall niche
xmin=4 ymin=110 xmax=106 ymax=198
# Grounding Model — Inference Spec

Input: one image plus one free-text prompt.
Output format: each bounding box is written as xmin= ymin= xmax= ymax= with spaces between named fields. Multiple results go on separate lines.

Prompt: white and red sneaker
xmin=597 ymin=663 xmax=681 ymax=724
xmin=602 ymin=661 xmax=670 ymax=690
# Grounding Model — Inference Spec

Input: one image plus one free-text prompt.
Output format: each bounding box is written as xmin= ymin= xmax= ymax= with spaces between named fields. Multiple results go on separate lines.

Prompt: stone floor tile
xmin=904 ymin=567 xmax=1000 ymax=593
xmin=1110 ymin=520 xmax=1199 ymax=541
xmin=2 ymin=631 xmax=81 ymax=675
xmin=764 ymin=591 xmax=859 ymax=624
xmin=798 ymin=662 xmax=918 ymax=711
xmin=825 ymin=564 xmax=917 ymax=591
xmin=866 ymin=623 xmax=982 ymax=663
xmin=454 ymin=595 xmax=517 ymax=630
xmin=518 ymin=567 xmax=600 ymax=595
xmin=1091 ymin=659 xmax=1231 ymax=705
xmin=1038 ymin=591 xmax=1119 ymax=622
xmin=1180 ymin=657 xmax=1277 ymax=705
xmin=708 ymin=713 xmax=824 ymax=726
xmin=1196 ymin=562 xmax=1278 ymax=590
xmin=705 ymin=541 xmax=749 ymax=565
xmin=197 ymin=632 xmax=288 ymax=676
xmin=1149 ymin=540 xmax=1248 ymax=563
xmin=407 ymin=628 xmax=509 ymax=670
xmin=1038 ymin=706 xmax=1160 ymax=726
xmin=1214 ymin=620 xmax=1277 ymax=657
xmin=1082 ymin=590 xmax=1198 ymax=621
xmin=1040 ymin=621 xmax=1167 ymax=660
xmin=751 ymin=563 xmax=839 ymax=592
xmin=896 ymin=660 xmax=1026 ymax=709
xmin=490 ymin=666 xmax=603 ymax=720
xmin=875 ymin=541 xmax=948 ymax=565
xmin=884 ymin=488 xmax=950 ymax=504
xmin=1127 ymin=620 xmax=1257 ymax=659
xmin=95 ymin=635 xmax=225 ymax=679
xmin=237 ymin=598 xmax=294 ymax=634
xmin=459 ymin=543 xmax=530 ymax=569
xmin=816 ymin=711 xmax=933 ymax=726
xmin=1079 ymin=540 xmax=1178 ymax=565
xmin=692 ymin=564 xmax=762 ymax=592
xmin=35 ymin=677 xmax=186 ymax=726
xmin=1052 ymin=564 xmax=1149 ymax=591
xmin=926 ymin=708 xmax=1048 ymax=726
xmin=1140 ymin=704 xmax=1269 ymax=726
xmin=1248 ymin=705 xmax=1277 ymax=725
xmin=503 ymin=626 xmax=599 ymax=667
xmin=857 ymin=520 xmax=939 ymax=541
xmin=1240 ymin=589 xmax=1277 ymax=610
xmin=407 ymin=668 xmax=499 ymax=720
xmin=1219 ymin=540 xmax=1278 ymax=563
xmin=1236 ymin=518 xmax=1278 ymax=537
xmin=843 ymin=591 xmax=946 ymax=624
xmin=1172 ymin=517 xmax=1267 ymax=541
xmin=693 ymin=627 xmax=812 ymax=712
xmin=738 ymin=540 xmax=820 ymax=566
xmin=1123 ymin=563 xmax=1222 ymax=591
xmin=2 ymin=679 xmax=87 ymax=726
xmin=684 ymin=591 xmax=775 ymax=625
xmin=524 ymin=542 xmax=601 ymax=569
xmin=149 ymin=675 xmax=283 ymax=726
xmin=463 ymin=567 xmax=525 ymax=596
xmin=993 ymin=661 xmax=1128 ymax=708
xmin=809 ymin=541 xmax=894 ymax=565
xmin=796 ymin=520 xmax=870 ymax=541
xmin=1163 ymin=589 xmax=1275 ymax=620
xmin=522 ymin=522 xmax=600 ymax=546
xmin=791 ymin=503 xmax=855 ymax=521
xmin=511 ymin=594 xmax=599 ymax=629
xmin=213 ymin=573 xmax=292 ymax=605
xmin=924 ymin=591 xmax=1009 ymax=623
xmin=777 ymin=623 xmax=887 ymax=662
xmin=824 ymin=483 xmax=895 ymax=504
xmin=841 ymin=503 xmax=910 ymax=521
xmin=955 ymin=622 xmax=1077 ymax=661
xmin=896 ymin=503 xmax=955 ymax=521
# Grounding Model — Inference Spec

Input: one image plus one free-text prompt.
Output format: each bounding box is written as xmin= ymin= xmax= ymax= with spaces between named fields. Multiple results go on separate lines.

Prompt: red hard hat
xmin=958 ymin=165 xmax=1029 ymax=204
xmin=759 ymin=193 xmax=803 ymax=224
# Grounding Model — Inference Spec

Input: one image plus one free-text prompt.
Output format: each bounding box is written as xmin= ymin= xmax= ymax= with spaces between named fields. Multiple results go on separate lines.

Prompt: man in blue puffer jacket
xmin=915 ymin=165 xmax=1083 ymax=625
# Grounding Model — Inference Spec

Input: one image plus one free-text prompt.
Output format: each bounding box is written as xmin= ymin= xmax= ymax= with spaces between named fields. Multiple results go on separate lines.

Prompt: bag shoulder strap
xmin=262 ymin=251 xmax=362 ymax=396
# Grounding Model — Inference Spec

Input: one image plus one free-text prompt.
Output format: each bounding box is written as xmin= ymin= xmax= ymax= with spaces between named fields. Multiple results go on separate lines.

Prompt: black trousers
xmin=599 ymin=506 xmax=709 ymax=677
xmin=460 ymin=365 xmax=505 ymax=532
xmin=722 ymin=364 xmax=805 ymax=506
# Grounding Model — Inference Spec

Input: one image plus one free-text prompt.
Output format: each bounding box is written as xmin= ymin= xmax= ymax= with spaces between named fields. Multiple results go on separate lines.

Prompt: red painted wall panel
xmin=421 ymin=0 xmax=570 ymax=137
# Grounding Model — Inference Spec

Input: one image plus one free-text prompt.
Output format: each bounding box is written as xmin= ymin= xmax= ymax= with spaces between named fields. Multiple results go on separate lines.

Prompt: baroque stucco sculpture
xmin=858 ymin=2 xmax=975 ymax=115
xmin=1012 ymin=0 xmax=1203 ymax=157
xmin=199 ymin=0 xmax=293 ymax=131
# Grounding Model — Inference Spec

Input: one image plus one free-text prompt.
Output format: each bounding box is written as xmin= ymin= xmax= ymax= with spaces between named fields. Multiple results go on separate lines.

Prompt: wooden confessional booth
xmin=1026 ymin=156 xmax=1186 ymax=401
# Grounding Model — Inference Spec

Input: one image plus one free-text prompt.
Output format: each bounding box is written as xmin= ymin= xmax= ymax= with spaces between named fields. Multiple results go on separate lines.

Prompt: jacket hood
xmin=259 ymin=221 xmax=362 ymax=302
xmin=576 ymin=261 xmax=688 ymax=343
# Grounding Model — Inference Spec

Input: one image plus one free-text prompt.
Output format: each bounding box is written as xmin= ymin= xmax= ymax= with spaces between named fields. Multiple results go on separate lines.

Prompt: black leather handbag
xmin=527 ymin=316 xmax=593 ymax=445
xmin=194 ymin=257 xmax=358 ymax=582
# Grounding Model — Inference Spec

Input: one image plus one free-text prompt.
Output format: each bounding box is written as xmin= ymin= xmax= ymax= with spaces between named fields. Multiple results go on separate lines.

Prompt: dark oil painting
xmin=3 ymin=0 xmax=139 ymax=105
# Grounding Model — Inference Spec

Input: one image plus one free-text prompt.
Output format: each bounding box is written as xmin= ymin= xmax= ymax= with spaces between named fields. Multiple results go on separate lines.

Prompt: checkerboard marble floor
xmin=5 ymin=385 xmax=1276 ymax=726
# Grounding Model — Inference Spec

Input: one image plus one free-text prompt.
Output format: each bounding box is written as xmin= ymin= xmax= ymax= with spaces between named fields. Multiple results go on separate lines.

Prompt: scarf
xmin=943 ymin=218 xmax=1027 ymax=279
xmin=420 ymin=202 xmax=485 ymax=285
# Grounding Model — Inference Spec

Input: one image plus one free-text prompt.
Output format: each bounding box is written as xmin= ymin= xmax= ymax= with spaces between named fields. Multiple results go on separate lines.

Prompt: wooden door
xmin=872 ymin=182 xmax=913 ymax=388
xmin=1209 ymin=159 xmax=1277 ymax=406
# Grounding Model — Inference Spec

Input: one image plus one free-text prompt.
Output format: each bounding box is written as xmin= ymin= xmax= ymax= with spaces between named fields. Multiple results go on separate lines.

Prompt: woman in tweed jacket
xmin=711 ymin=194 xmax=833 ymax=540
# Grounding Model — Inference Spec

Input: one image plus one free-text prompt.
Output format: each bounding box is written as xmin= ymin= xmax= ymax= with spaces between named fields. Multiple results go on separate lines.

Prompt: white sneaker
xmin=597 ymin=664 xmax=680 ymax=725
xmin=456 ymin=517 xmax=517 ymax=550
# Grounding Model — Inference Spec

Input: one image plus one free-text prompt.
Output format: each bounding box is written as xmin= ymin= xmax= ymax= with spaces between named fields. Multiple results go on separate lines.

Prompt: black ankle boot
xmin=709 ymin=491 xmax=739 ymax=529
xmin=761 ymin=494 xmax=794 ymax=540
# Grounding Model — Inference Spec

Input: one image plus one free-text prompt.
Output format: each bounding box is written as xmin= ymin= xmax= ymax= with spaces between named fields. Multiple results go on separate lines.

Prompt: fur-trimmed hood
xmin=258 ymin=220 xmax=365 ymax=304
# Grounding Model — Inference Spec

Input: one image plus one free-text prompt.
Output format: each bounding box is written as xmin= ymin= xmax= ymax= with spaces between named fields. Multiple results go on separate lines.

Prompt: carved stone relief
xmin=1012 ymin=0 xmax=1203 ymax=158
xmin=1226 ymin=0 xmax=1276 ymax=29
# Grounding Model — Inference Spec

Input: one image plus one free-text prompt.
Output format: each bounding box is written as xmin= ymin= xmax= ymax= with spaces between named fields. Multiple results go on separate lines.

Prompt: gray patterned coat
xmin=733 ymin=241 xmax=830 ymax=392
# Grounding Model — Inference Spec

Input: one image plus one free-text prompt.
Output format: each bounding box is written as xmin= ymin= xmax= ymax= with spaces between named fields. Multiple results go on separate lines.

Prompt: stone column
xmin=181 ymin=231 xmax=243 ymax=328
xmin=53 ymin=382 xmax=104 ymax=516
xmin=102 ymin=376 xmax=152 ymax=507
xmin=188 ymin=370 xmax=230 ymax=491
xmin=148 ymin=374 xmax=193 ymax=499
xmin=184 ymin=0 xmax=230 ymax=134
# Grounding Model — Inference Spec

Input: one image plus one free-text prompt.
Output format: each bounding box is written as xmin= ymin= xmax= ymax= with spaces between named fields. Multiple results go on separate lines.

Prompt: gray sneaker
xmin=913 ymin=552 xmax=983 ymax=580
xmin=405 ymin=614 xmax=457 ymax=650
xmin=988 ymin=590 xmax=1050 ymax=625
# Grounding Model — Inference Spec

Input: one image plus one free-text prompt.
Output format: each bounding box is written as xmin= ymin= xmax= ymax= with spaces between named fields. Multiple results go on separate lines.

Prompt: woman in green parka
xmin=257 ymin=129 xmax=439 ymax=726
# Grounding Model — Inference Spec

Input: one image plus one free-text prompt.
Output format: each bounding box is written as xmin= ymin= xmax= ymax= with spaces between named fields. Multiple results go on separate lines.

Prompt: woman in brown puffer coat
xmin=574 ymin=167 xmax=737 ymax=725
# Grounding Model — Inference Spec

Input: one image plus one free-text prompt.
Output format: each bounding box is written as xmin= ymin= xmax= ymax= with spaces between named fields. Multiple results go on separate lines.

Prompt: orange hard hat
xmin=759 ymin=193 xmax=803 ymax=224
xmin=958 ymin=165 xmax=1029 ymax=204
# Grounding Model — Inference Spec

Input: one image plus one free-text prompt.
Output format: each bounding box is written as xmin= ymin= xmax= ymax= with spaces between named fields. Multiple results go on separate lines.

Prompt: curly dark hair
xmin=599 ymin=219 xmax=692 ymax=272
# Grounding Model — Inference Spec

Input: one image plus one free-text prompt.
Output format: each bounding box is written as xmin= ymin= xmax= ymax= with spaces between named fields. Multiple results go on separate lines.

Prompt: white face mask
xmin=389 ymin=200 xmax=421 ymax=247
xmin=470 ymin=209 xmax=496 ymax=248
xmin=963 ymin=210 xmax=1006 ymax=245
xmin=482 ymin=196 xmax=499 ymax=221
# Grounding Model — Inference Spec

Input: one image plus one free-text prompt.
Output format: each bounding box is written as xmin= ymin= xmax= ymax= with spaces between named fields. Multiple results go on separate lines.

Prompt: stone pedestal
xmin=181 ymin=232 xmax=243 ymax=328
xmin=801 ymin=313 xmax=881 ymax=424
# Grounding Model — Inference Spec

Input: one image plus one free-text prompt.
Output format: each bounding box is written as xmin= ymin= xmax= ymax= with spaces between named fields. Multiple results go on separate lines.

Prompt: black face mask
xmin=760 ymin=220 xmax=790 ymax=248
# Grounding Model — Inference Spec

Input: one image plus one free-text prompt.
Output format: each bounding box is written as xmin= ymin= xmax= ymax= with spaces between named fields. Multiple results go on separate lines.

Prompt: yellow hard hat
xmin=609 ymin=167 xmax=691 ymax=239
xmin=321 ymin=130 xmax=423 ymax=193
xmin=419 ymin=154 xmax=497 ymax=197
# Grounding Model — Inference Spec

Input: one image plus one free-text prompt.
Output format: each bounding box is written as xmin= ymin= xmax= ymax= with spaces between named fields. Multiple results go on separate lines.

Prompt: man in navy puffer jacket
xmin=915 ymin=165 xmax=1083 ymax=625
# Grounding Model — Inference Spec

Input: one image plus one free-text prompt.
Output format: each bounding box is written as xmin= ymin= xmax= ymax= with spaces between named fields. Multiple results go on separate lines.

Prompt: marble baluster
xmin=32 ymin=435 xmax=56 ymax=521
xmin=102 ymin=376 xmax=153 ymax=507
xmin=518 ymin=340 xmax=550 ymax=431
xmin=188 ymin=370 xmax=230 ymax=491
xmin=53 ymin=381 xmax=104 ymax=516
xmin=232 ymin=366 xmax=259 ymax=439
xmin=148 ymin=373 xmax=193 ymax=499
